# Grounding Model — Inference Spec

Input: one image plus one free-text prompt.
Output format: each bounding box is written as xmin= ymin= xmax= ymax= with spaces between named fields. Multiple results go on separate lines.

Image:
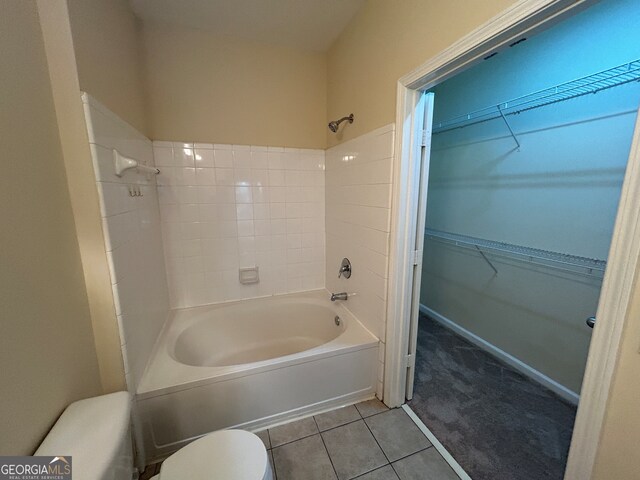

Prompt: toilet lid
xmin=159 ymin=430 xmax=268 ymax=480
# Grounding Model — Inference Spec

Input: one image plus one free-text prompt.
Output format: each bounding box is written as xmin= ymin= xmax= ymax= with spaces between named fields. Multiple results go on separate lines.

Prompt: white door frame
xmin=384 ymin=0 xmax=640 ymax=478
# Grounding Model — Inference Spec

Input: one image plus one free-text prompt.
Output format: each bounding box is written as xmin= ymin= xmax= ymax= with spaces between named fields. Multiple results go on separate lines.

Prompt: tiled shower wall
xmin=154 ymin=142 xmax=326 ymax=308
xmin=325 ymin=124 xmax=395 ymax=397
xmin=82 ymin=94 xmax=170 ymax=391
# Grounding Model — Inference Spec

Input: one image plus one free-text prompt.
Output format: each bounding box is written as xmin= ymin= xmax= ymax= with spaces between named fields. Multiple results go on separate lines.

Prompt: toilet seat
xmin=157 ymin=430 xmax=272 ymax=480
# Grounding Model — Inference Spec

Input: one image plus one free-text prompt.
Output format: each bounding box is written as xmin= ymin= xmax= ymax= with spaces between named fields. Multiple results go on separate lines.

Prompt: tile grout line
xmin=349 ymin=464 xmax=392 ymax=480
xmin=313 ymin=415 xmax=341 ymax=480
xmin=266 ymin=428 xmax=278 ymax=480
xmin=269 ymin=430 xmax=318 ymax=450
xmin=349 ymin=446 xmax=433 ymax=480
xmin=361 ymin=412 xmax=392 ymax=465
xmin=402 ymin=404 xmax=472 ymax=480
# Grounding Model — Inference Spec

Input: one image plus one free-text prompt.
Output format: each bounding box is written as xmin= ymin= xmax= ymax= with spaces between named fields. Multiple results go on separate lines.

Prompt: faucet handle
xmin=338 ymin=258 xmax=352 ymax=279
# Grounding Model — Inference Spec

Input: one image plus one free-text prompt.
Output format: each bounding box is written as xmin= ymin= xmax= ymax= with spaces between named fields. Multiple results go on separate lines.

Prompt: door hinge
xmin=413 ymin=249 xmax=423 ymax=266
xmin=405 ymin=353 xmax=415 ymax=369
xmin=421 ymin=129 xmax=430 ymax=147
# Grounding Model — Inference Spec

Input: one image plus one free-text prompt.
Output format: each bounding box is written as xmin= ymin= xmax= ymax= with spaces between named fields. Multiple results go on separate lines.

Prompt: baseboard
xmin=419 ymin=305 xmax=580 ymax=405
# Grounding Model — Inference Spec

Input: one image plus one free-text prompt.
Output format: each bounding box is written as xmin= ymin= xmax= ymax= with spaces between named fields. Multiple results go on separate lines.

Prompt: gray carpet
xmin=408 ymin=315 xmax=577 ymax=480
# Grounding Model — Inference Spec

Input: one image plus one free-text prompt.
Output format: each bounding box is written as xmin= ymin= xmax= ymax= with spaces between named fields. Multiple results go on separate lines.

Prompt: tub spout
xmin=331 ymin=292 xmax=348 ymax=301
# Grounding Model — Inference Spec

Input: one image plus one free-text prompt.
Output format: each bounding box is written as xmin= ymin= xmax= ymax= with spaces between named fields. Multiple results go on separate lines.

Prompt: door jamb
xmin=383 ymin=0 xmax=636 ymax=478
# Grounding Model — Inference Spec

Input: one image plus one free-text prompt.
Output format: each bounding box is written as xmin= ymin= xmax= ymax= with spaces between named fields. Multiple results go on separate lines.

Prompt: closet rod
xmin=433 ymin=58 xmax=640 ymax=135
xmin=425 ymin=229 xmax=607 ymax=278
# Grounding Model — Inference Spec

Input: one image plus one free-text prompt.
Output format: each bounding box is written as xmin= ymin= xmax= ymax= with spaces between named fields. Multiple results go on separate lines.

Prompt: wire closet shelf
xmin=425 ymin=229 xmax=607 ymax=278
xmin=432 ymin=58 xmax=640 ymax=135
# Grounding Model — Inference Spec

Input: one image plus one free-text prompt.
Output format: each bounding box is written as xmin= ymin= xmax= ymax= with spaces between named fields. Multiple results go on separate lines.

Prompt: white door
xmin=405 ymin=92 xmax=435 ymax=400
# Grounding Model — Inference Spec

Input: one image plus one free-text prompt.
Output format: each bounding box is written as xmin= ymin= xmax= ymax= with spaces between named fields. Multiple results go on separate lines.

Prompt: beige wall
xmin=142 ymin=25 xmax=327 ymax=149
xmin=593 ymin=274 xmax=640 ymax=478
xmin=326 ymin=0 xmax=516 ymax=147
xmin=66 ymin=0 xmax=148 ymax=136
xmin=38 ymin=0 xmax=126 ymax=393
xmin=0 ymin=0 xmax=102 ymax=455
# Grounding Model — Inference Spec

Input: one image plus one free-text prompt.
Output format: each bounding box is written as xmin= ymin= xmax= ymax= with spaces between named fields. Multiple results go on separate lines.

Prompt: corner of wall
xmin=37 ymin=0 xmax=125 ymax=393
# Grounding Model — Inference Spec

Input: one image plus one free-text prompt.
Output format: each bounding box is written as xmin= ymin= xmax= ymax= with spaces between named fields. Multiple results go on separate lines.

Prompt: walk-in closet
xmin=408 ymin=0 xmax=640 ymax=478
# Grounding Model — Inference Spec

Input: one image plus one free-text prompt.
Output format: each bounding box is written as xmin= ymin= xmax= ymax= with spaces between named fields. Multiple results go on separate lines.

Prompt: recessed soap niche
xmin=239 ymin=267 xmax=259 ymax=284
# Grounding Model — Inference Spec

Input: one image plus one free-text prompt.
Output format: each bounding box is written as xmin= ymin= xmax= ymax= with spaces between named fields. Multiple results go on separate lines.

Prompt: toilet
xmin=35 ymin=392 xmax=272 ymax=480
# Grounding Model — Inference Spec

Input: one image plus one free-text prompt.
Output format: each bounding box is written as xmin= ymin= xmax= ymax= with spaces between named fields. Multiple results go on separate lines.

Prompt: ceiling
xmin=129 ymin=0 xmax=366 ymax=52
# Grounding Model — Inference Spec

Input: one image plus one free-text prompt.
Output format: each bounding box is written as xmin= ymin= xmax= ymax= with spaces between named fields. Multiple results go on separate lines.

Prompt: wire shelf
xmin=432 ymin=59 xmax=640 ymax=135
xmin=425 ymin=229 xmax=607 ymax=277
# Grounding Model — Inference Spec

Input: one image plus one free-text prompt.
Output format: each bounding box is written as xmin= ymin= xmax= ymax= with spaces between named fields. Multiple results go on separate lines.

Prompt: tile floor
xmin=139 ymin=398 xmax=462 ymax=480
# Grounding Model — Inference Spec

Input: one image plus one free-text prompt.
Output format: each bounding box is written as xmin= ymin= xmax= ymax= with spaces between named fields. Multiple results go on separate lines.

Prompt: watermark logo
xmin=0 ymin=456 xmax=72 ymax=479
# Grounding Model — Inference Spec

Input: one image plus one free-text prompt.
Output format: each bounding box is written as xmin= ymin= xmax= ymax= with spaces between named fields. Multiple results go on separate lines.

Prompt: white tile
xmin=270 ymin=203 xmax=286 ymax=219
xmin=254 ymin=203 xmax=270 ymax=220
xmin=194 ymin=148 xmax=215 ymax=168
xmin=153 ymin=146 xmax=174 ymax=167
xmin=271 ymin=235 xmax=287 ymax=251
xmin=285 ymin=171 xmax=301 ymax=186
xmin=196 ymin=186 xmax=218 ymax=204
xmin=286 ymin=218 xmax=302 ymax=234
xmin=236 ymin=203 xmax=254 ymax=220
xmin=268 ymin=170 xmax=286 ymax=186
xmin=213 ymin=167 xmax=233 ymax=186
xmin=174 ymin=147 xmax=195 ymax=167
xmin=199 ymin=204 xmax=218 ymax=222
xmin=251 ymin=151 xmax=269 ymax=169
xmin=217 ymin=204 xmax=237 ymax=220
xmin=271 ymin=219 xmax=287 ymax=235
xmin=254 ymin=219 xmax=271 ymax=236
xmin=252 ymin=169 xmax=269 ymax=187
xmin=214 ymin=149 xmax=234 ymax=168
xmin=196 ymin=168 xmax=216 ymax=186
xmin=235 ymin=186 xmax=253 ymax=203
xmin=255 ymin=235 xmax=272 ymax=252
xmin=287 ymin=233 xmax=302 ymax=249
xmin=147 ymin=140 xmax=327 ymax=309
xmin=267 ymin=151 xmax=285 ymax=169
xmin=234 ymin=149 xmax=252 ymax=169
xmin=217 ymin=186 xmax=236 ymax=203
xmin=270 ymin=186 xmax=287 ymax=203
xmin=234 ymin=168 xmax=252 ymax=186
xmin=253 ymin=186 xmax=269 ymax=203
xmin=238 ymin=236 xmax=256 ymax=255
xmin=237 ymin=220 xmax=254 ymax=237
xmin=286 ymin=203 xmax=302 ymax=219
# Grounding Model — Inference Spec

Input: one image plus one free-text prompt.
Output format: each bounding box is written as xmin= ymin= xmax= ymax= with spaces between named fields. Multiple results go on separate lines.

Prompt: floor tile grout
xmin=269 ymin=402 xmax=389 ymax=449
xmin=313 ymin=414 xmax=341 ymax=480
xmin=270 ymin=430 xmax=318 ymax=450
xmin=361 ymin=412 xmax=392 ymax=465
xmin=349 ymin=463 xmax=391 ymax=480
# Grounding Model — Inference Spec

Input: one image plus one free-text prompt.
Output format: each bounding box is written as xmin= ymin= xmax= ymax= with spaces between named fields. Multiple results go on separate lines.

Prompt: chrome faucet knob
xmin=338 ymin=258 xmax=351 ymax=279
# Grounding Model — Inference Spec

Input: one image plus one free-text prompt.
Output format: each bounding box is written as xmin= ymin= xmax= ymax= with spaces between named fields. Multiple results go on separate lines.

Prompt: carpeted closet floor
xmin=408 ymin=314 xmax=577 ymax=480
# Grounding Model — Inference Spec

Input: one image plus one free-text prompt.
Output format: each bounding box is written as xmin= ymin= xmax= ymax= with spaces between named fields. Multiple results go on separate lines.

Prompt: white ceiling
xmin=130 ymin=0 xmax=366 ymax=52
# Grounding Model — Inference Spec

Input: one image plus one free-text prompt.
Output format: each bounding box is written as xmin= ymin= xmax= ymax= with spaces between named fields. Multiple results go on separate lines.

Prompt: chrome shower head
xmin=328 ymin=114 xmax=354 ymax=133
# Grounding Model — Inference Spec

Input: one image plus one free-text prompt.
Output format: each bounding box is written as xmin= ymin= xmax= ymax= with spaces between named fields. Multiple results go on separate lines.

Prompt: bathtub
xmin=135 ymin=290 xmax=379 ymax=463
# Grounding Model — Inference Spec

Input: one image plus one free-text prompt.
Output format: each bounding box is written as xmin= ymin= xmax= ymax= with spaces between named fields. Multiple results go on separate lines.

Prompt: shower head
xmin=328 ymin=114 xmax=354 ymax=133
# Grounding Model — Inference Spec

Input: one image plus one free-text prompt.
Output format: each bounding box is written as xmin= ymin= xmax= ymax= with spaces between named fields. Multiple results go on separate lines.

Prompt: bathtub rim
xmin=136 ymin=289 xmax=379 ymax=400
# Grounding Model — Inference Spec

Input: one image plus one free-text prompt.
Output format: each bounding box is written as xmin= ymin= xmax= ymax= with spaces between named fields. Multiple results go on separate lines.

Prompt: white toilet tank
xmin=35 ymin=392 xmax=134 ymax=480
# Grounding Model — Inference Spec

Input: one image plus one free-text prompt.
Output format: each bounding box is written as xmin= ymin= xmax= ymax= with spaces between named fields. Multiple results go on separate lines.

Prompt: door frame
xmin=383 ymin=0 xmax=640 ymax=478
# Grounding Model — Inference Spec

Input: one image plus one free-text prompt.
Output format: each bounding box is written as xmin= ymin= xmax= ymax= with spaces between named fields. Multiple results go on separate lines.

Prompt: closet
xmin=408 ymin=0 xmax=640 ymax=479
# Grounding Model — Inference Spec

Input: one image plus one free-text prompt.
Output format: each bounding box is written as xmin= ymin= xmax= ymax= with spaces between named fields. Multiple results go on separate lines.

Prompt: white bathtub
xmin=136 ymin=290 xmax=379 ymax=463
